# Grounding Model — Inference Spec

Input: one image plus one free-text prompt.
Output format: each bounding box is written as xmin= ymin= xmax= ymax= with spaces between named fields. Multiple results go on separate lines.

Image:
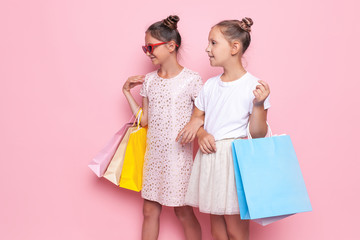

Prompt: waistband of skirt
xmin=215 ymin=136 xmax=248 ymax=142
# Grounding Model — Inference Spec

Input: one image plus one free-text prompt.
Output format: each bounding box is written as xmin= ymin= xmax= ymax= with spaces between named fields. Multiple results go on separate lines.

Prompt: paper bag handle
xmin=132 ymin=108 xmax=143 ymax=129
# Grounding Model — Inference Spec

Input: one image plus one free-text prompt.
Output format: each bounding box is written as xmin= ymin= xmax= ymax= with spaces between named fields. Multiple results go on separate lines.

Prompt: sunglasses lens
xmin=142 ymin=46 xmax=147 ymax=53
xmin=148 ymin=46 xmax=153 ymax=53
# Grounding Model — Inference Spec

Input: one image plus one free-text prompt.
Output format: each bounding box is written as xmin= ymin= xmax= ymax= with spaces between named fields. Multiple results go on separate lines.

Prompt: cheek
xmin=213 ymin=47 xmax=224 ymax=58
xmin=152 ymin=52 xmax=164 ymax=61
xmin=152 ymin=47 xmax=165 ymax=57
xmin=218 ymin=46 xmax=231 ymax=57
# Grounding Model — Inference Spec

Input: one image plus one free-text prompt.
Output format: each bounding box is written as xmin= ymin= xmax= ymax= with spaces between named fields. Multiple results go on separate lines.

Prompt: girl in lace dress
xmin=177 ymin=18 xmax=271 ymax=240
xmin=122 ymin=15 xmax=203 ymax=240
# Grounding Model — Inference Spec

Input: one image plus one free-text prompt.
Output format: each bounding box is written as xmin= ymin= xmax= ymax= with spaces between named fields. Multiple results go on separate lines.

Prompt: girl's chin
xmin=209 ymin=61 xmax=217 ymax=66
xmin=209 ymin=59 xmax=222 ymax=67
xmin=150 ymin=58 xmax=160 ymax=65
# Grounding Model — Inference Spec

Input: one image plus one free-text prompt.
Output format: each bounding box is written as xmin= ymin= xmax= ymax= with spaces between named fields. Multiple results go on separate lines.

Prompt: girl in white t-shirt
xmin=176 ymin=18 xmax=270 ymax=240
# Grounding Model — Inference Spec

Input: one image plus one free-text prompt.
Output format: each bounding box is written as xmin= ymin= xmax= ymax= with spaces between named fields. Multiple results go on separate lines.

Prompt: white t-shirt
xmin=195 ymin=72 xmax=271 ymax=141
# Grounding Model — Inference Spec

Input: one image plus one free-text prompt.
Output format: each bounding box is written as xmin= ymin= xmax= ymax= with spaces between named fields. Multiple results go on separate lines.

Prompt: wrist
xmin=122 ymin=88 xmax=131 ymax=95
xmin=192 ymin=117 xmax=204 ymax=128
xmin=196 ymin=127 xmax=206 ymax=138
xmin=253 ymin=101 xmax=265 ymax=109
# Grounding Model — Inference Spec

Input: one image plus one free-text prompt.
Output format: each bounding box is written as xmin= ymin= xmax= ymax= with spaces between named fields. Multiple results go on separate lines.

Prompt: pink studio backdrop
xmin=1 ymin=0 xmax=359 ymax=239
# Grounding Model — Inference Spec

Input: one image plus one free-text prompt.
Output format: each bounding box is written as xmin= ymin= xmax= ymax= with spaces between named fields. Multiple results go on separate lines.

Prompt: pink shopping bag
xmin=88 ymin=108 xmax=140 ymax=177
xmin=88 ymin=123 xmax=133 ymax=177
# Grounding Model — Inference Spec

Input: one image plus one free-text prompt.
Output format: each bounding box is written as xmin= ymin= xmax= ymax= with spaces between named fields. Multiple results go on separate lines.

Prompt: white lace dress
xmin=139 ymin=67 xmax=203 ymax=206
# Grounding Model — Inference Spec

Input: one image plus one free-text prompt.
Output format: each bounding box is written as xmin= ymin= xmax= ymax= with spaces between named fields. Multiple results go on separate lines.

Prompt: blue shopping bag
xmin=231 ymin=127 xmax=312 ymax=226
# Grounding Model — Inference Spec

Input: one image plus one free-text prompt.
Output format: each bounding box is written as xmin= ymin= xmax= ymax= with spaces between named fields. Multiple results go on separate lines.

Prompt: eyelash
xmin=211 ymin=41 xmax=216 ymax=45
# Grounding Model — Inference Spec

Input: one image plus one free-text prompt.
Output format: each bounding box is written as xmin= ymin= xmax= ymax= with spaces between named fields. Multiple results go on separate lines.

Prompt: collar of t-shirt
xmin=217 ymin=72 xmax=249 ymax=87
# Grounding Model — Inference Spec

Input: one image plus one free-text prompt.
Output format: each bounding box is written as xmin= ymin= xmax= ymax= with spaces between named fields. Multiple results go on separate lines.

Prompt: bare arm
xmin=196 ymin=126 xmax=216 ymax=154
xmin=141 ymin=97 xmax=148 ymax=127
xmin=249 ymin=108 xmax=268 ymax=138
xmin=176 ymin=106 xmax=205 ymax=144
xmin=248 ymin=80 xmax=270 ymax=138
xmin=122 ymin=75 xmax=148 ymax=127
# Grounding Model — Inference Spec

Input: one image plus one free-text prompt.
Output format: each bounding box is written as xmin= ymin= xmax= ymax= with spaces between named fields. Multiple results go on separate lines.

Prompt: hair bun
xmin=239 ymin=17 xmax=253 ymax=32
xmin=163 ymin=15 xmax=180 ymax=30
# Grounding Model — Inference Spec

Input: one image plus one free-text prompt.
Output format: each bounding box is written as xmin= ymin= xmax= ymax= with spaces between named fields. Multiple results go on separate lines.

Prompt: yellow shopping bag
xmin=119 ymin=109 xmax=147 ymax=192
xmin=103 ymin=108 xmax=142 ymax=185
xmin=103 ymin=124 xmax=133 ymax=185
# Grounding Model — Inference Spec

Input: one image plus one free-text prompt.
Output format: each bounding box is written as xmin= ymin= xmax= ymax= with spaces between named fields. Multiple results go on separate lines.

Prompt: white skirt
xmin=185 ymin=138 xmax=240 ymax=215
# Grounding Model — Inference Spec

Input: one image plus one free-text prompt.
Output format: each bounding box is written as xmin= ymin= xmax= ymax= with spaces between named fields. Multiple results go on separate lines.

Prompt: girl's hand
xmin=176 ymin=118 xmax=204 ymax=145
xmin=198 ymin=130 xmax=216 ymax=154
xmin=123 ymin=75 xmax=145 ymax=93
xmin=253 ymin=80 xmax=270 ymax=105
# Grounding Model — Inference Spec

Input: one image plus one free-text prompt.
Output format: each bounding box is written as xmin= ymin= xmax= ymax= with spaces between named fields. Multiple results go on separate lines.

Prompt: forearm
xmin=176 ymin=107 xmax=204 ymax=144
xmin=189 ymin=114 xmax=204 ymax=129
xmin=190 ymin=106 xmax=205 ymax=129
xmin=249 ymin=104 xmax=268 ymax=138
xmin=123 ymin=90 xmax=141 ymax=116
xmin=196 ymin=126 xmax=206 ymax=138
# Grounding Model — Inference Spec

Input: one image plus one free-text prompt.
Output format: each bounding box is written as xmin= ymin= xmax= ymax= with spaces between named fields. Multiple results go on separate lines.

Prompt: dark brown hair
xmin=146 ymin=15 xmax=181 ymax=51
xmin=215 ymin=17 xmax=253 ymax=54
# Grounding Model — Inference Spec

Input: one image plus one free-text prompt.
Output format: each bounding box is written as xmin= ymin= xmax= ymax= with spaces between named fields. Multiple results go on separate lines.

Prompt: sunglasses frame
xmin=142 ymin=41 xmax=179 ymax=54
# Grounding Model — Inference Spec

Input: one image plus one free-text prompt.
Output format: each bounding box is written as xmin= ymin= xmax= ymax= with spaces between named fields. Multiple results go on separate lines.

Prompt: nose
xmin=205 ymin=44 xmax=210 ymax=53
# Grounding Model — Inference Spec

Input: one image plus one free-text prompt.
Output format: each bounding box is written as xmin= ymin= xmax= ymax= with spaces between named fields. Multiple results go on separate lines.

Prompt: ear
xmin=167 ymin=40 xmax=177 ymax=53
xmin=231 ymin=41 xmax=242 ymax=56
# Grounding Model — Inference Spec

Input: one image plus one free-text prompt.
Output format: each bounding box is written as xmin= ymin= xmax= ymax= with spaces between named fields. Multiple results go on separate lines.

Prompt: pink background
xmin=1 ymin=0 xmax=359 ymax=239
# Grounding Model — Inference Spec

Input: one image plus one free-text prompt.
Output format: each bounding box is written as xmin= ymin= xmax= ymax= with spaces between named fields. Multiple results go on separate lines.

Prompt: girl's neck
xmin=158 ymin=56 xmax=183 ymax=79
xmin=221 ymin=61 xmax=247 ymax=82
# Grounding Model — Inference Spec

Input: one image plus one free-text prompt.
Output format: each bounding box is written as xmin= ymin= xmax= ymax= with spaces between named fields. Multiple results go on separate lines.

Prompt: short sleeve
xmin=191 ymin=74 xmax=203 ymax=101
xmin=194 ymin=85 xmax=206 ymax=111
xmin=139 ymin=75 xmax=149 ymax=97
xmin=249 ymin=94 xmax=271 ymax=114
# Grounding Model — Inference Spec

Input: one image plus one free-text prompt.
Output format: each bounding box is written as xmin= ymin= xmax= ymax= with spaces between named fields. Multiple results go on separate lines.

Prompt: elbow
xmin=140 ymin=120 xmax=148 ymax=128
xmin=249 ymin=121 xmax=268 ymax=138
xmin=249 ymin=128 xmax=268 ymax=139
xmin=250 ymin=132 xmax=266 ymax=139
